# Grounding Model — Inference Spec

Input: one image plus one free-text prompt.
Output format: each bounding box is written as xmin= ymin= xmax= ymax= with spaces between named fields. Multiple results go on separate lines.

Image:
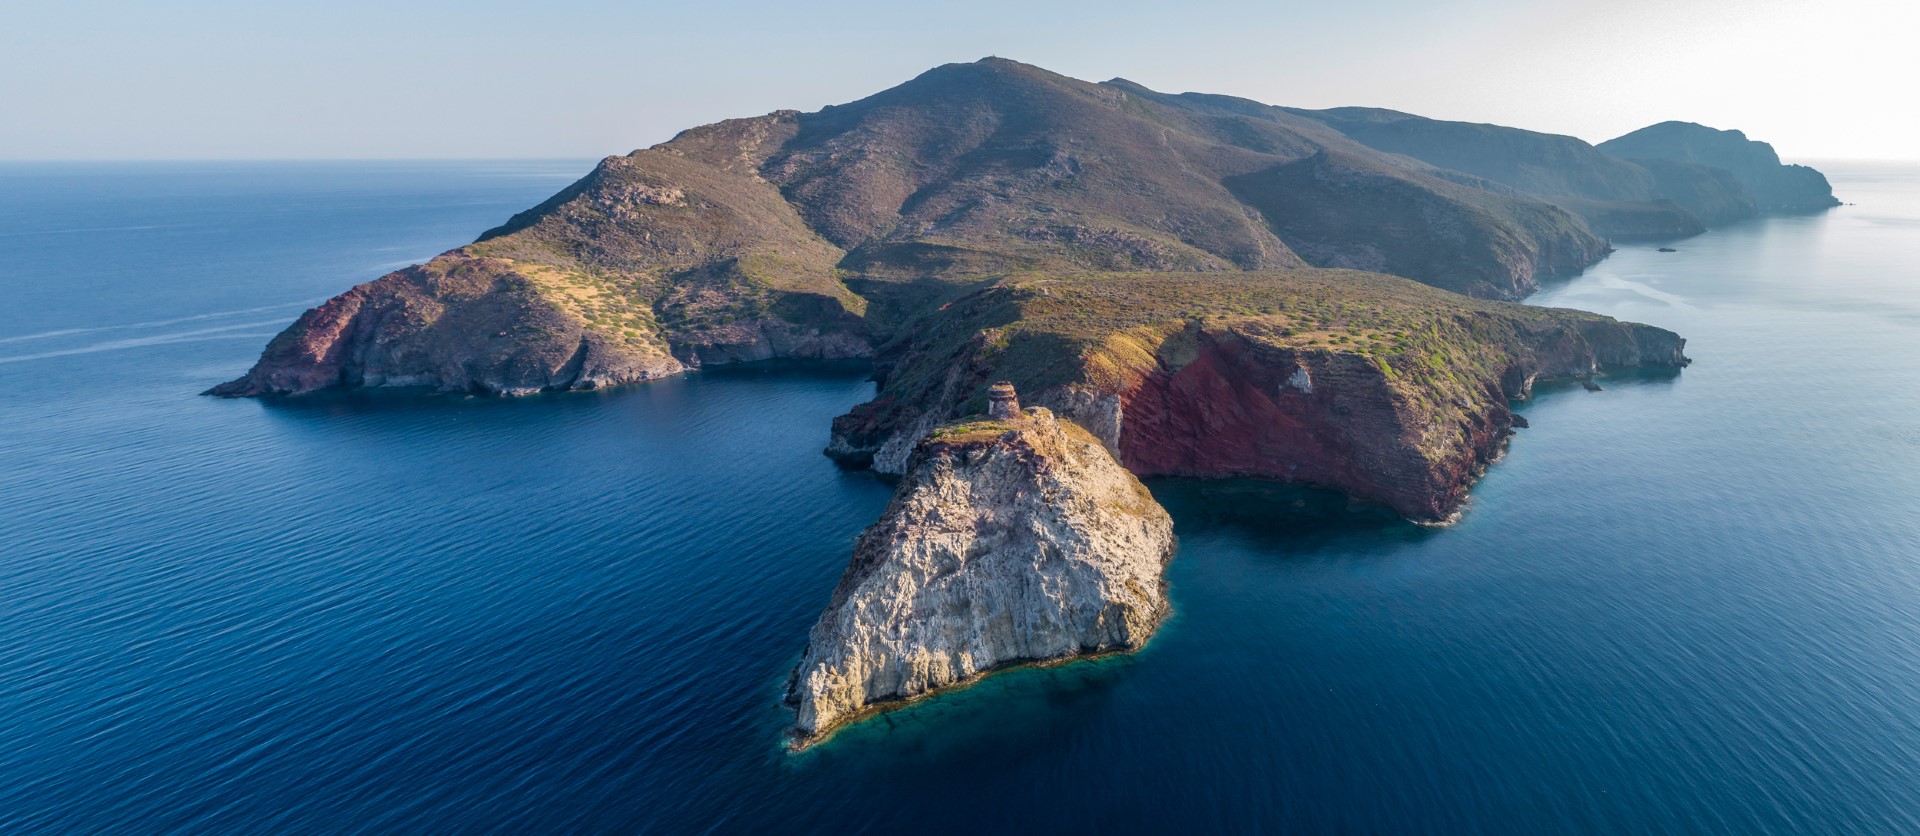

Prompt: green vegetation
xmin=925 ymin=418 xmax=1020 ymax=445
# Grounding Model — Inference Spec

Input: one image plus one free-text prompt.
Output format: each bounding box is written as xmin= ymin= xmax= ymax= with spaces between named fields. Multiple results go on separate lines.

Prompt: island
xmin=201 ymin=57 xmax=1837 ymax=737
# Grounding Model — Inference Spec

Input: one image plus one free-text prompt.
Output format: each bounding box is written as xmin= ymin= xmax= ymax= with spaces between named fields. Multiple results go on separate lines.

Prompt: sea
xmin=3 ymin=159 xmax=1918 ymax=833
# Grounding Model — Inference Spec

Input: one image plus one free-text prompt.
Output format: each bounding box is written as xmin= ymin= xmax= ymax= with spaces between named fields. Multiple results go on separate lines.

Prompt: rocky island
xmin=200 ymin=58 xmax=1837 ymax=736
xmin=789 ymin=385 xmax=1175 ymax=745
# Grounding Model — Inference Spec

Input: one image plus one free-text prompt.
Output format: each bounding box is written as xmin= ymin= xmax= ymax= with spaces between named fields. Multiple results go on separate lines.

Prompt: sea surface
xmin=3 ymin=160 xmax=1919 ymax=833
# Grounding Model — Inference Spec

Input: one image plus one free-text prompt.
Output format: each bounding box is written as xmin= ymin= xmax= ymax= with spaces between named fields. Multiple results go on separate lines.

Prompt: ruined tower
xmin=987 ymin=381 xmax=1020 ymax=420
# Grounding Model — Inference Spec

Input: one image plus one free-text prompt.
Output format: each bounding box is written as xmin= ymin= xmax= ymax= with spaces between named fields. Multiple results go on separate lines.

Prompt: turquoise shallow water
xmin=3 ymin=161 xmax=1919 ymax=833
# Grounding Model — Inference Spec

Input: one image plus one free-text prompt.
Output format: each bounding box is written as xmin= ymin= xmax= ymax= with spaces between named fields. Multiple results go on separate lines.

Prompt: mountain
xmin=1598 ymin=121 xmax=1839 ymax=212
xmin=214 ymin=58 xmax=1643 ymax=400
xmin=208 ymin=58 xmax=1721 ymax=520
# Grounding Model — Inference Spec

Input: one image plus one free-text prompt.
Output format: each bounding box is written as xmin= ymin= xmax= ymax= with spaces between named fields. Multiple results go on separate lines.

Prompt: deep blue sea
xmin=4 ymin=160 xmax=1919 ymax=833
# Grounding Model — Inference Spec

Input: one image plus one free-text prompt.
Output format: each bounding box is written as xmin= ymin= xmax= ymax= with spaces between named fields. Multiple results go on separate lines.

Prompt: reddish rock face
xmin=205 ymin=289 xmax=368 ymax=396
xmin=1110 ymin=332 xmax=1504 ymax=520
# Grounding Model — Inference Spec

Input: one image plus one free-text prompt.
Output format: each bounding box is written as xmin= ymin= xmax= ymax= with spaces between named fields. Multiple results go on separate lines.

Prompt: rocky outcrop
xmin=828 ymin=271 xmax=1689 ymax=522
xmin=204 ymin=256 xmax=689 ymax=397
xmin=789 ymin=405 xmax=1174 ymax=745
xmin=209 ymin=131 xmax=871 ymax=396
xmin=204 ymin=251 xmax=871 ymax=397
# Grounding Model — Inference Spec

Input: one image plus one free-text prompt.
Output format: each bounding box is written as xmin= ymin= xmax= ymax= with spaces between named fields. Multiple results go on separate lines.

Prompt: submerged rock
xmin=787 ymin=402 xmax=1174 ymax=745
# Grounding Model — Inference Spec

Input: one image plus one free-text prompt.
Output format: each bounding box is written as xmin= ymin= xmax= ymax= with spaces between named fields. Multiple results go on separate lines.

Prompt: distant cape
xmin=1281 ymin=107 xmax=1836 ymax=236
xmin=1598 ymin=121 xmax=1839 ymax=213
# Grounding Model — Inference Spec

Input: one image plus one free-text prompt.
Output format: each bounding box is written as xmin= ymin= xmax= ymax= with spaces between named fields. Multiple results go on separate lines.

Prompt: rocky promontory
xmin=828 ymin=270 xmax=1689 ymax=522
xmin=788 ymin=393 xmax=1175 ymax=745
xmin=1278 ymin=106 xmax=1834 ymax=237
xmin=1599 ymin=121 xmax=1839 ymax=213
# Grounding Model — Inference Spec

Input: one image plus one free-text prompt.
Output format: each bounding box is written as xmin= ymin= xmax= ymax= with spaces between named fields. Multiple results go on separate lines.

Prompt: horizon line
xmin=2 ymin=154 xmax=1915 ymax=165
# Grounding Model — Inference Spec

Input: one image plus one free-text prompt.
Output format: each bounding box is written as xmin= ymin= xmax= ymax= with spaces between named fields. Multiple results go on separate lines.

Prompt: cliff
xmin=828 ymin=270 xmax=1688 ymax=522
xmin=788 ymin=405 xmax=1175 ymax=745
xmin=1598 ymin=121 xmax=1839 ymax=212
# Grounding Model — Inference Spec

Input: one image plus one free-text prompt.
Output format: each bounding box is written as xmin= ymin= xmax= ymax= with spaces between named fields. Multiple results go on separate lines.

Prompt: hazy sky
xmin=2 ymin=0 xmax=1912 ymax=161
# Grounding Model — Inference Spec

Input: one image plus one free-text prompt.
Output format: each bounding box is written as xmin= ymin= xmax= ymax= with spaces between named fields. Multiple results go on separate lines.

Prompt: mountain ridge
xmin=1281 ymin=106 xmax=1834 ymax=236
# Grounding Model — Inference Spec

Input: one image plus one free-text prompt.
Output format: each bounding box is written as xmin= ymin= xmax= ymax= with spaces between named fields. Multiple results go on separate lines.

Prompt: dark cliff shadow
xmin=786 ymin=649 xmax=1145 ymax=765
xmin=693 ymin=357 xmax=875 ymax=382
xmin=1521 ymin=364 xmax=1686 ymax=406
xmin=244 ymin=358 xmax=875 ymax=422
xmin=1146 ymin=478 xmax=1440 ymax=554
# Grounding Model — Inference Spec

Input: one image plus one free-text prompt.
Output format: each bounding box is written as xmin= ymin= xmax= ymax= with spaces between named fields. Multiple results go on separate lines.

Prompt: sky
xmin=1 ymin=0 xmax=1912 ymax=161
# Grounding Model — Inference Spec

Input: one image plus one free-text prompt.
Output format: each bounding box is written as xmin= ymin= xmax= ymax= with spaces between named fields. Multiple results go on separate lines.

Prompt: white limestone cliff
xmin=787 ymin=404 xmax=1175 ymax=745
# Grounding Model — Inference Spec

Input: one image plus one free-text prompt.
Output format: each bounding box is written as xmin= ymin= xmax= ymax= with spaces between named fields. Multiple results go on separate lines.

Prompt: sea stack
xmin=787 ymin=394 xmax=1175 ymax=746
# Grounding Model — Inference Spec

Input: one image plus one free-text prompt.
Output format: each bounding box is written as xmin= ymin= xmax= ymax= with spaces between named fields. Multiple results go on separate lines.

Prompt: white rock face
xmin=1285 ymin=365 xmax=1314 ymax=394
xmin=787 ymin=407 xmax=1175 ymax=744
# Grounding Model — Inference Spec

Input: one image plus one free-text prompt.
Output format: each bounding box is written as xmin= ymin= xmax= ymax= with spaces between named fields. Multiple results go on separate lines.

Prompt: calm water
xmin=3 ymin=160 xmax=1919 ymax=833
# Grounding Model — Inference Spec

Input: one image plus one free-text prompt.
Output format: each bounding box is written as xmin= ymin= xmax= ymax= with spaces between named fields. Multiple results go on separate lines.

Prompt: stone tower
xmin=987 ymin=381 xmax=1020 ymax=420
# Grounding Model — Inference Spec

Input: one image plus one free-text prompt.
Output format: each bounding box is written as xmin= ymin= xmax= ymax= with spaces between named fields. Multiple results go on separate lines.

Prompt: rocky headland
xmin=1281 ymin=107 xmax=1836 ymax=238
xmin=828 ymin=270 xmax=1687 ymax=522
xmin=1597 ymin=121 xmax=1840 ymax=213
xmin=788 ymin=392 xmax=1175 ymax=745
